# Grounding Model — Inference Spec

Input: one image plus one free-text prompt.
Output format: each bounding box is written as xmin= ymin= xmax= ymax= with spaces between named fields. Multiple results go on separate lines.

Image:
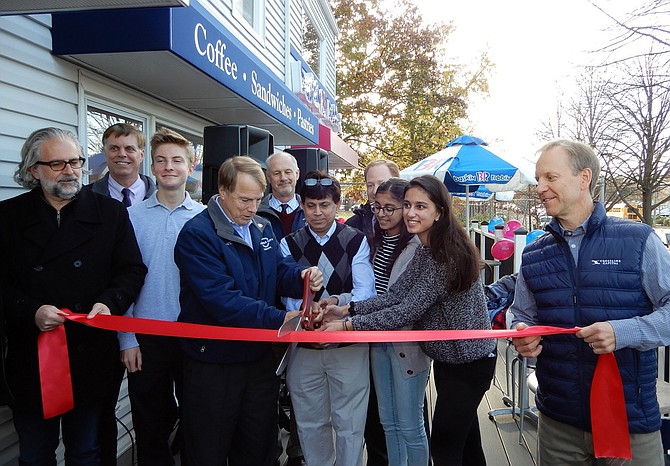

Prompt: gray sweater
xmin=352 ymin=246 xmax=496 ymax=363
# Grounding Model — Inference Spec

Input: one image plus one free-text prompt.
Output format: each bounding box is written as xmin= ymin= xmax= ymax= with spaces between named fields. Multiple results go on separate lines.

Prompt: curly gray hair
xmin=14 ymin=127 xmax=84 ymax=189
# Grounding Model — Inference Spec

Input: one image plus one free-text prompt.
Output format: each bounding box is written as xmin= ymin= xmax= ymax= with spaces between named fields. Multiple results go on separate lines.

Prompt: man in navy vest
xmin=511 ymin=139 xmax=670 ymax=465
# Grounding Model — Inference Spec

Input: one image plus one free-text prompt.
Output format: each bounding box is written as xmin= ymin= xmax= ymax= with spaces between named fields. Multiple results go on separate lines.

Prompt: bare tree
xmin=589 ymin=0 xmax=670 ymax=64
xmin=601 ymin=52 xmax=670 ymax=224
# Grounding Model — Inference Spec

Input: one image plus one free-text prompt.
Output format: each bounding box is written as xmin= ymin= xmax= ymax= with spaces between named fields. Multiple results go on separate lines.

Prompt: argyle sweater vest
xmin=284 ymin=223 xmax=365 ymax=297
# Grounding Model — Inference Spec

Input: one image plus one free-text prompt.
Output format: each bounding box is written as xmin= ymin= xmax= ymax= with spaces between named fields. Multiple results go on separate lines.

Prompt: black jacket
xmin=0 ymin=188 xmax=147 ymax=412
xmin=345 ymin=202 xmax=375 ymax=244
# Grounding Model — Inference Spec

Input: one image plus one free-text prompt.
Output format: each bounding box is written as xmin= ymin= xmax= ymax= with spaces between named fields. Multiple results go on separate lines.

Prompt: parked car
xmin=654 ymin=228 xmax=670 ymax=249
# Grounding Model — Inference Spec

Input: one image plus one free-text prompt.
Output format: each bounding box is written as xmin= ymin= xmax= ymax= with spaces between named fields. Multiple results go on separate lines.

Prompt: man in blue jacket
xmin=175 ymin=155 xmax=322 ymax=466
xmin=511 ymin=140 xmax=670 ymax=465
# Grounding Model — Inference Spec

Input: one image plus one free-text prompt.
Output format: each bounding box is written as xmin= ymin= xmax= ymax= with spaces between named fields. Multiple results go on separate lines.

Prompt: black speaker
xmin=286 ymin=148 xmax=329 ymax=193
xmin=202 ymin=125 xmax=275 ymax=203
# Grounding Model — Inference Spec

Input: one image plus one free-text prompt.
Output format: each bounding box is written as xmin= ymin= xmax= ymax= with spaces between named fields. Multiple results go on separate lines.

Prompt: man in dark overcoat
xmin=0 ymin=127 xmax=147 ymax=464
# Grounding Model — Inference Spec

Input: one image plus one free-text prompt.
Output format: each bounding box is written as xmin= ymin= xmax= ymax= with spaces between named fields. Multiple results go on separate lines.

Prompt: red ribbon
xmin=37 ymin=310 xmax=631 ymax=459
xmin=37 ymin=325 xmax=73 ymax=419
xmin=591 ymin=352 xmax=631 ymax=459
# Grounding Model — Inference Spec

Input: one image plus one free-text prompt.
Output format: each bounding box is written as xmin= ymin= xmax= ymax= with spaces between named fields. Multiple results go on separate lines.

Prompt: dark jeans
xmin=100 ymin=361 xmax=125 ymax=466
xmin=182 ymin=353 xmax=279 ymax=466
xmin=13 ymin=403 xmax=104 ymax=466
xmin=365 ymin=372 xmax=389 ymax=466
xmin=431 ymin=355 xmax=497 ymax=466
xmin=128 ymin=334 xmax=183 ymax=466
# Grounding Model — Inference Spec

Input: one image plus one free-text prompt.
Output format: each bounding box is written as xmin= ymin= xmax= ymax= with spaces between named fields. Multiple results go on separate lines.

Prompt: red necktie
xmin=279 ymin=204 xmax=293 ymax=236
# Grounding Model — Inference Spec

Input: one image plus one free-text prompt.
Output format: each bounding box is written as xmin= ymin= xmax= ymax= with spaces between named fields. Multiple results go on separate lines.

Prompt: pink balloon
xmin=503 ymin=220 xmax=523 ymax=239
xmin=491 ymin=239 xmax=515 ymax=261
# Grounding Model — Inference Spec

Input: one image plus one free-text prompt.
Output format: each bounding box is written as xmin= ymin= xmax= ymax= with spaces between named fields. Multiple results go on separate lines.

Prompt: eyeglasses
xmin=371 ymin=203 xmax=403 ymax=215
xmin=34 ymin=158 xmax=85 ymax=171
xmin=304 ymin=178 xmax=334 ymax=187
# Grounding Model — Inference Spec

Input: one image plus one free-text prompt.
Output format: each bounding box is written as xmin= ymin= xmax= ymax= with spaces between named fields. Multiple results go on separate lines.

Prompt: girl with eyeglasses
xmin=368 ymin=177 xmax=431 ymax=466
xmin=323 ymin=175 xmax=496 ymax=466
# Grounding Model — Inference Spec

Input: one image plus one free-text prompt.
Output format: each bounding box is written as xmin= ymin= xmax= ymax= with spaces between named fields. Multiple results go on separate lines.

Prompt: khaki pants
xmin=537 ymin=412 xmax=664 ymax=466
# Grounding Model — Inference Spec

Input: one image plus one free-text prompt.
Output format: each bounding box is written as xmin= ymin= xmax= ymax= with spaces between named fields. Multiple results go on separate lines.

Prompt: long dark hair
xmin=371 ymin=178 xmax=413 ymax=275
xmin=405 ymin=175 xmax=481 ymax=293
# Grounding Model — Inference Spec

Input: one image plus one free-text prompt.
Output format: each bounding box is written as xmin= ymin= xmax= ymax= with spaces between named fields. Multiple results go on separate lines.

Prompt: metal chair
xmin=488 ymin=341 xmax=538 ymax=444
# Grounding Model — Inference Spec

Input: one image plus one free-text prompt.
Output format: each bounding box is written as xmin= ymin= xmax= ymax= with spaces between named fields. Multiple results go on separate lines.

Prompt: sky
xmin=411 ymin=0 xmax=634 ymax=167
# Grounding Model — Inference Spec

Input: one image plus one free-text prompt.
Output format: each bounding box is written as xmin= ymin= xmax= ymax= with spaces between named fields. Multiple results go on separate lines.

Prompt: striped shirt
xmin=374 ymin=233 xmax=401 ymax=294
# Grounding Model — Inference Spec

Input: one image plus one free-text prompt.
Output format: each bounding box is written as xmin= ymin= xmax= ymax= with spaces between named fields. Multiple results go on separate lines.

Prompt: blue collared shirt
xmin=268 ymin=195 xmax=299 ymax=214
xmin=119 ymin=191 xmax=205 ymax=350
xmin=279 ymin=221 xmax=376 ymax=310
xmin=212 ymin=195 xmax=253 ymax=248
xmin=108 ymin=175 xmax=146 ymax=206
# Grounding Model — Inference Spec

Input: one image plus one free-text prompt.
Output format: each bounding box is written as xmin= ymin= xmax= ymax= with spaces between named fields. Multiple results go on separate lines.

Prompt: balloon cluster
xmin=489 ymin=219 xmax=545 ymax=261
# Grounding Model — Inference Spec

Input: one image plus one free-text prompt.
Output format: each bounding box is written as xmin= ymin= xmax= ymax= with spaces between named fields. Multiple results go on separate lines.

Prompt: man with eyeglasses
xmin=0 ymin=127 xmax=147 ymax=464
xmin=88 ymin=123 xmax=156 ymax=207
xmin=174 ymin=156 xmax=323 ymax=466
xmin=280 ymin=170 xmax=376 ymax=466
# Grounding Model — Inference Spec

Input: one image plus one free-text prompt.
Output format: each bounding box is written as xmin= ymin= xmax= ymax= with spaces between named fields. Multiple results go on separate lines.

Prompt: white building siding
xmin=264 ymin=0 xmax=287 ymax=77
xmin=288 ymin=0 xmax=302 ymax=54
xmin=0 ymin=14 xmax=79 ymax=201
xmin=0 ymin=0 xmax=341 ymax=461
xmin=200 ymin=0 xmax=287 ymax=80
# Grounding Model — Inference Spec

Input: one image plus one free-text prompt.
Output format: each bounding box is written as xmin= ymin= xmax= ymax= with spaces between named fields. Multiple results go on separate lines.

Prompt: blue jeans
xmin=13 ymin=403 xmax=103 ymax=466
xmin=371 ymin=343 xmax=430 ymax=466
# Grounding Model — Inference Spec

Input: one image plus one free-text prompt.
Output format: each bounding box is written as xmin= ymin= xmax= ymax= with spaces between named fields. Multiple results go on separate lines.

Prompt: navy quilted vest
xmin=521 ymin=203 xmax=659 ymax=433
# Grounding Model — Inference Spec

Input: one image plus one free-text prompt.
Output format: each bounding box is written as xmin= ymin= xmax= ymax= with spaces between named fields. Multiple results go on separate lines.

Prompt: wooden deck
xmin=480 ymin=340 xmax=537 ymax=466
xmin=275 ymin=338 xmax=538 ymax=466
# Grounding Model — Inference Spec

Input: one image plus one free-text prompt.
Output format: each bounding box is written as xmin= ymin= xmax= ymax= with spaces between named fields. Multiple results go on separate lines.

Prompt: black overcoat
xmin=0 ymin=187 xmax=147 ymax=413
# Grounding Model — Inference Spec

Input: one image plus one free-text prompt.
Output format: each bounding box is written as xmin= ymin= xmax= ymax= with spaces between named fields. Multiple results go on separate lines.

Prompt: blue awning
xmin=51 ymin=2 xmax=319 ymax=145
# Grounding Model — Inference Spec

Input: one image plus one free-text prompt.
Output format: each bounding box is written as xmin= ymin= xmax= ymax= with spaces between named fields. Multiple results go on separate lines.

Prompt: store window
xmin=86 ymin=105 xmax=148 ymax=183
xmin=303 ymin=11 xmax=321 ymax=77
xmin=232 ymin=0 xmax=263 ymax=34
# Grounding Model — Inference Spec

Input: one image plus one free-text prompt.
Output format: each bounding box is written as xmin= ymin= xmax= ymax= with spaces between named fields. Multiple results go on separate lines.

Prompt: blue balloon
xmin=526 ymin=229 xmax=545 ymax=245
xmin=488 ymin=217 xmax=504 ymax=233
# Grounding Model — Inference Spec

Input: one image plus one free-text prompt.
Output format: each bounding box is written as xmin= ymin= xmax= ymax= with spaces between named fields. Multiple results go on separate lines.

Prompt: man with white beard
xmin=0 ymin=127 xmax=146 ymax=464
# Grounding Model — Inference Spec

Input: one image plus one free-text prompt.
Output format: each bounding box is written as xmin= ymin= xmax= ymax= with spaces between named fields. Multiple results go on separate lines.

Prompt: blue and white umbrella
xmin=452 ymin=186 xmax=516 ymax=202
xmin=399 ymin=135 xmax=535 ymax=229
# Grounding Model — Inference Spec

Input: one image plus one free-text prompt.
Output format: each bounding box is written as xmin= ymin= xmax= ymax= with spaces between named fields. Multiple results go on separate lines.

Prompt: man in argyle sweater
xmin=280 ymin=170 xmax=376 ymax=466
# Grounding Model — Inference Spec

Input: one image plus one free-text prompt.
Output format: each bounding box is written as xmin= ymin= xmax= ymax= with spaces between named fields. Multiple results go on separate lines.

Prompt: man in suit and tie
xmin=87 ymin=122 xmax=156 ymax=464
xmin=89 ymin=123 xmax=156 ymax=207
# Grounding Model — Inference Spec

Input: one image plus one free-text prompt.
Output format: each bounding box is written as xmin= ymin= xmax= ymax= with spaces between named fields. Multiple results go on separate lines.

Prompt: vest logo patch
xmin=591 ymin=259 xmax=621 ymax=266
xmin=260 ymin=237 xmax=273 ymax=251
